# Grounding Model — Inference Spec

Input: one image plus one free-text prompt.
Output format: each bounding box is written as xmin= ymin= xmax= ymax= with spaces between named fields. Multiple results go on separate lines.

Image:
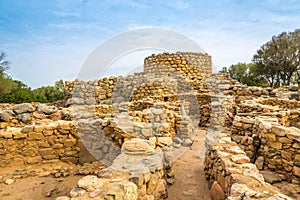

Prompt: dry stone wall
xmin=205 ymin=135 xmax=293 ymax=200
xmin=0 ymin=120 xmax=79 ymax=166
xmin=144 ymin=52 xmax=212 ymax=78
xmin=0 ymin=102 xmax=72 ymax=128
xmin=204 ymin=73 xmax=300 ymax=199
xmin=60 ymin=139 xmax=168 ymax=200
xmin=231 ymin=115 xmax=300 ymax=184
xmin=55 ymin=52 xmax=212 ymax=199
xmin=2 ymin=51 xmax=300 ymax=199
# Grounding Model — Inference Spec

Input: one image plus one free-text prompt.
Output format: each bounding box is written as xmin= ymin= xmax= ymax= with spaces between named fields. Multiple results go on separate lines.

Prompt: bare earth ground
xmin=0 ymin=162 xmax=91 ymax=200
xmin=0 ymin=175 xmax=83 ymax=200
xmin=167 ymin=129 xmax=211 ymax=200
xmin=0 ymin=129 xmax=211 ymax=200
xmin=1 ymin=128 xmax=297 ymax=200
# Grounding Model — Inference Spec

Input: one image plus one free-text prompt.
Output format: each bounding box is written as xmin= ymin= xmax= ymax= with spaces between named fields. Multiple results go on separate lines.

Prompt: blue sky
xmin=0 ymin=0 xmax=300 ymax=88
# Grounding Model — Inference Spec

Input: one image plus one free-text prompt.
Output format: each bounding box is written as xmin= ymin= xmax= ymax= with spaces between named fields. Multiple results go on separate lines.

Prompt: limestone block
xmin=278 ymin=137 xmax=292 ymax=144
xmin=27 ymin=156 xmax=42 ymax=164
xmin=58 ymin=121 xmax=73 ymax=130
xmin=287 ymin=127 xmax=300 ymax=142
xmin=42 ymin=130 xmax=53 ymax=136
xmin=61 ymin=157 xmax=77 ymax=164
xmin=122 ymin=139 xmax=155 ymax=155
xmin=243 ymin=169 xmax=264 ymax=182
xmin=281 ymin=151 xmax=292 ymax=161
xmin=293 ymin=166 xmax=300 ymax=177
xmin=106 ymin=185 xmax=124 ymax=200
xmin=0 ymin=110 xmax=14 ymax=122
xmin=21 ymin=125 xmax=34 ymax=133
xmin=13 ymin=103 xmax=35 ymax=114
xmin=146 ymin=173 xmax=159 ymax=194
xmin=16 ymin=113 xmax=31 ymax=123
xmin=224 ymin=146 xmax=245 ymax=155
xmin=265 ymin=133 xmax=277 ymax=142
xmin=150 ymin=108 xmax=163 ymax=115
xmin=268 ymin=142 xmax=282 ymax=149
xmin=141 ymin=128 xmax=152 ymax=137
xmin=153 ymin=179 xmax=166 ymax=199
xmin=70 ymin=187 xmax=86 ymax=197
xmin=28 ymin=132 xmax=43 ymax=140
xmin=37 ymin=104 xmax=58 ymax=115
xmin=5 ymin=179 xmax=14 ymax=185
xmin=123 ymin=182 xmax=138 ymax=200
xmin=64 ymin=139 xmax=77 ymax=147
xmin=271 ymin=126 xmax=290 ymax=136
xmin=78 ymin=175 xmax=105 ymax=192
xmin=295 ymin=154 xmax=300 ymax=161
xmin=22 ymin=147 xmax=38 ymax=156
xmin=231 ymin=154 xmax=250 ymax=164
xmin=255 ymin=156 xmax=264 ymax=170
xmin=230 ymin=183 xmax=250 ymax=197
xmin=38 ymin=148 xmax=54 ymax=157
xmin=1 ymin=130 xmax=12 ymax=138
xmin=13 ymin=132 xmax=27 ymax=139
xmin=157 ymin=137 xmax=172 ymax=146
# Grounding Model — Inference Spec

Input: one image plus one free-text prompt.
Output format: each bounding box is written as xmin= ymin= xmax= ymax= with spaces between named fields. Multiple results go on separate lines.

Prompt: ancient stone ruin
xmin=0 ymin=52 xmax=299 ymax=199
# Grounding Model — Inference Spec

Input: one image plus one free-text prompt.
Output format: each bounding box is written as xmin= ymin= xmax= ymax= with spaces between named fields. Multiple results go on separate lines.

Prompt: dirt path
xmin=167 ymin=129 xmax=211 ymax=200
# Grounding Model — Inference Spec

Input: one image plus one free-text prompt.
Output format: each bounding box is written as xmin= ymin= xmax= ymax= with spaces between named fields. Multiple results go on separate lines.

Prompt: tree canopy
xmin=221 ymin=63 xmax=268 ymax=86
xmin=0 ymin=50 xmax=65 ymax=103
xmin=221 ymin=29 xmax=300 ymax=87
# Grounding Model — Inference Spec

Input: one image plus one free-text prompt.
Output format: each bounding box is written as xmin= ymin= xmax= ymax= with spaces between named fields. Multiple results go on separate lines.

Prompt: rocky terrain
xmin=0 ymin=52 xmax=299 ymax=200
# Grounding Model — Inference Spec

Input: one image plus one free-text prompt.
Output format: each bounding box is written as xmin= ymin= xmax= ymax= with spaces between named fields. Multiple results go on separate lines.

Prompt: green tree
xmin=253 ymin=29 xmax=300 ymax=87
xmin=0 ymin=51 xmax=19 ymax=95
xmin=55 ymin=79 xmax=64 ymax=92
xmin=291 ymin=29 xmax=300 ymax=87
xmin=219 ymin=67 xmax=228 ymax=74
xmin=227 ymin=62 xmax=248 ymax=83
xmin=0 ymin=80 xmax=34 ymax=103
xmin=221 ymin=63 xmax=268 ymax=86
xmin=33 ymin=82 xmax=64 ymax=103
xmin=0 ymin=50 xmax=65 ymax=103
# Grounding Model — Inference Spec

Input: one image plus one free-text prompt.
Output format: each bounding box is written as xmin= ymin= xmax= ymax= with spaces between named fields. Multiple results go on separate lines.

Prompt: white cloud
xmin=48 ymin=22 xmax=99 ymax=30
xmin=2 ymin=0 xmax=300 ymax=87
xmin=172 ymin=0 xmax=189 ymax=10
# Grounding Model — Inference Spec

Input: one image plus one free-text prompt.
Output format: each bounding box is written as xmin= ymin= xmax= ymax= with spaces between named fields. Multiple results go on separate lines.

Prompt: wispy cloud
xmin=1 ymin=0 xmax=299 ymax=87
xmin=48 ymin=22 xmax=99 ymax=30
xmin=166 ymin=0 xmax=189 ymax=10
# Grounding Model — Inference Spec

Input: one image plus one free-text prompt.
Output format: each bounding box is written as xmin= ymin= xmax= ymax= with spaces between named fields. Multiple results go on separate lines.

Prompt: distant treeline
xmin=220 ymin=29 xmax=300 ymax=87
xmin=0 ymin=51 xmax=64 ymax=104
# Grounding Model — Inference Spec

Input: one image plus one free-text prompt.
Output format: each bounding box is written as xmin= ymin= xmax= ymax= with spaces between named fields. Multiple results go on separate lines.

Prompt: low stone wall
xmin=0 ymin=120 xmax=79 ymax=167
xmin=205 ymin=135 xmax=292 ymax=200
xmin=0 ymin=103 xmax=71 ymax=128
xmin=257 ymin=98 xmax=300 ymax=109
xmin=232 ymin=115 xmax=300 ymax=183
xmin=64 ymin=76 xmax=117 ymax=106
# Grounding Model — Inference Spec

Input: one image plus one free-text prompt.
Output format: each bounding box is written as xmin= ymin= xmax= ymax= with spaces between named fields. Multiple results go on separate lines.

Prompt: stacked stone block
xmin=144 ymin=52 xmax=212 ymax=78
xmin=205 ymin=135 xmax=292 ymax=200
xmin=231 ymin=115 xmax=300 ymax=184
xmin=0 ymin=120 xmax=79 ymax=166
